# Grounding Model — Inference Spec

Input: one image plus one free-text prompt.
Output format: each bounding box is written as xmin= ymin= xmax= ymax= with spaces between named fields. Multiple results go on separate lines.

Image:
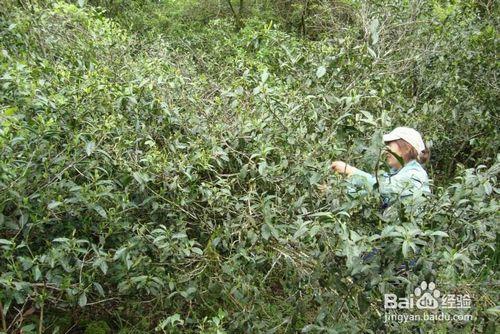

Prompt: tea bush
xmin=0 ymin=0 xmax=498 ymax=333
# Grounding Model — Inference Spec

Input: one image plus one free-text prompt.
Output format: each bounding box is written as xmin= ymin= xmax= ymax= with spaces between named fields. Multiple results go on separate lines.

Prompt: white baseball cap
xmin=383 ymin=127 xmax=426 ymax=153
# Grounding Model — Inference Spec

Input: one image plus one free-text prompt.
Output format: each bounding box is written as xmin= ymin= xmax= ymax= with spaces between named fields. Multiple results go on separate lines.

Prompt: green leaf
xmin=192 ymin=247 xmax=203 ymax=255
xmin=93 ymin=205 xmax=107 ymax=219
xmin=33 ymin=266 xmax=42 ymax=281
xmin=47 ymin=201 xmax=62 ymax=210
xmin=293 ymin=224 xmax=308 ymax=240
xmin=85 ymin=141 xmax=96 ymax=156
xmin=309 ymin=225 xmax=321 ymax=237
xmin=430 ymin=231 xmax=449 ymax=237
xmin=239 ymin=164 xmax=248 ymax=180
xmin=402 ymin=240 xmax=411 ymax=258
xmin=113 ymin=247 xmax=127 ymax=260
xmin=78 ymin=293 xmax=87 ymax=307
xmin=308 ymin=172 xmax=321 ymax=185
xmin=261 ymin=224 xmax=270 ymax=241
xmin=261 ymin=70 xmax=269 ymax=83
xmin=367 ymin=47 xmax=377 ymax=58
xmin=21 ymin=324 xmax=36 ymax=332
xmin=172 ymin=232 xmax=187 ymax=239
xmin=93 ymin=282 xmax=105 ymax=297
xmin=258 ymin=161 xmax=267 ymax=176
xmin=310 ymin=212 xmax=333 ymax=218
xmin=369 ymin=18 xmax=379 ymax=45
xmin=95 ymin=258 xmax=108 ymax=275
xmin=53 ymin=238 xmax=70 ymax=243
xmin=316 ymin=66 xmax=326 ymax=78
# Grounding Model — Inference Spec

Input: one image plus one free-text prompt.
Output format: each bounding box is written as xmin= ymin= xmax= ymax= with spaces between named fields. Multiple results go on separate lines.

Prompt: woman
xmin=331 ymin=127 xmax=431 ymax=208
xmin=333 ymin=127 xmax=431 ymax=267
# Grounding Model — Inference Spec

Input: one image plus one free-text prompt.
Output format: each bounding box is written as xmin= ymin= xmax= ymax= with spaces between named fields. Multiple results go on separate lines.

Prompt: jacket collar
xmin=389 ymin=160 xmax=419 ymax=175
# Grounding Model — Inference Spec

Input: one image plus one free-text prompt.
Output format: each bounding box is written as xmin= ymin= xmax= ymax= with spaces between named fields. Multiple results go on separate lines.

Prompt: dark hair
xmin=386 ymin=139 xmax=430 ymax=164
xmin=418 ymin=146 xmax=430 ymax=164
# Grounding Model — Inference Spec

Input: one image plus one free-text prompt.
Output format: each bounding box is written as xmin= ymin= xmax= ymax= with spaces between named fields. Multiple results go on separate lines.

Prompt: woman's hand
xmin=331 ymin=160 xmax=356 ymax=176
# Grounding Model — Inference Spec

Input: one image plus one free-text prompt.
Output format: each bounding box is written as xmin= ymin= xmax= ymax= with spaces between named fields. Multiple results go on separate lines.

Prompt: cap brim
xmin=383 ymin=133 xmax=400 ymax=143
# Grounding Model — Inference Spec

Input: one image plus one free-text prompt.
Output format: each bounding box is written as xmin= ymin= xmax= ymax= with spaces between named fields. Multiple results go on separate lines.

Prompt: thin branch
xmin=0 ymin=301 xmax=6 ymax=332
xmin=85 ymin=297 xmax=119 ymax=306
xmin=38 ymin=302 xmax=44 ymax=334
xmin=226 ymin=0 xmax=243 ymax=29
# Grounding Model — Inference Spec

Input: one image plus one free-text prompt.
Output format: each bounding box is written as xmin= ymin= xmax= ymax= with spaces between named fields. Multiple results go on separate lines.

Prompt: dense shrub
xmin=0 ymin=1 xmax=498 ymax=333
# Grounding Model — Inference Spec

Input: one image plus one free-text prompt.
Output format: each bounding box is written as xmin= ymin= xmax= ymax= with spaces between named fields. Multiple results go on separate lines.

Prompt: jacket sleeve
xmin=348 ymin=169 xmax=377 ymax=189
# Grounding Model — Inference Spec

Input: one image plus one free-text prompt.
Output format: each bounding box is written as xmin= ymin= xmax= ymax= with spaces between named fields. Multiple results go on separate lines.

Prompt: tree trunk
xmin=227 ymin=0 xmax=244 ymax=30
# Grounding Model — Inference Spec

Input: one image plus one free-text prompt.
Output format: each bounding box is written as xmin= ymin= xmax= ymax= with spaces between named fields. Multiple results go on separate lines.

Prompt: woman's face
xmin=385 ymin=141 xmax=403 ymax=169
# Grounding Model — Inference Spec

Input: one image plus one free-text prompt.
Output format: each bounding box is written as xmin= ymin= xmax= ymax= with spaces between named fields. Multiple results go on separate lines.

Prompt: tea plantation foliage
xmin=0 ymin=0 xmax=498 ymax=333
